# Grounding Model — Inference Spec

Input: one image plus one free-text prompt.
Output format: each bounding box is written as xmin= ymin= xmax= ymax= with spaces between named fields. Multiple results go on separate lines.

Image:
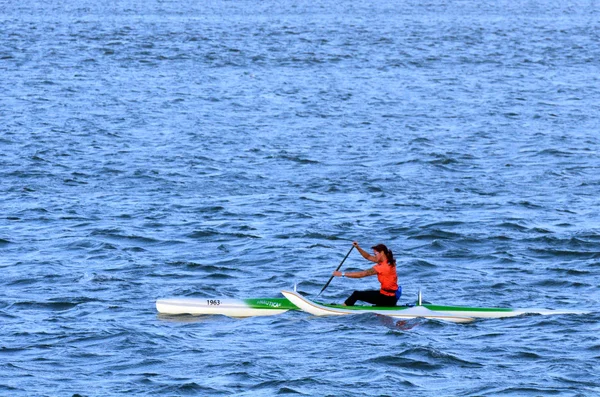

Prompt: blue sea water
xmin=1 ymin=0 xmax=600 ymax=395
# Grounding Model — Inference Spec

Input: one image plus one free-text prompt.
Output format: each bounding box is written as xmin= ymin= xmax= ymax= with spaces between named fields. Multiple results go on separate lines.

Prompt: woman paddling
xmin=333 ymin=241 xmax=401 ymax=306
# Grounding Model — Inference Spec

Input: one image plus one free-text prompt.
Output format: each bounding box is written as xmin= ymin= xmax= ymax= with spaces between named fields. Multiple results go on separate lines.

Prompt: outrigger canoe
xmin=156 ymin=290 xmax=588 ymax=322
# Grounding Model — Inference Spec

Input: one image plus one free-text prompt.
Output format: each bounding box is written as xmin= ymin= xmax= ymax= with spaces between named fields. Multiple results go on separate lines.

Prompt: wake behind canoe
xmin=156 ymin=297 xmax=298 ymax=317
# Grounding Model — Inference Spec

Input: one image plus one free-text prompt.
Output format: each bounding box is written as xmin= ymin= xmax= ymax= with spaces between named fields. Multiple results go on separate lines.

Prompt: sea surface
xmin=1 ymin=0 xmax=600 ymax=395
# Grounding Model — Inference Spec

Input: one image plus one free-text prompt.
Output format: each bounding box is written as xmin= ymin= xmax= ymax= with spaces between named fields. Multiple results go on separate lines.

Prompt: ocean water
xmin=1 ymin=0 xmax=600 ymax=395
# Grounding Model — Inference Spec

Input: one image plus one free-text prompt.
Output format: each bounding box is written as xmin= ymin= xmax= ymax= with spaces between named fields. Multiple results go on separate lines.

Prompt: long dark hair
xmin=372 ymin=244 xmax=396 ymax=267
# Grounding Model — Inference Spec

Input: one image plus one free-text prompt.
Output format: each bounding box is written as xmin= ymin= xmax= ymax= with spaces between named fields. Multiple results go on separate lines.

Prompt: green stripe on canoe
xmin=316 ymin=302 xmax=514 ymax=313
xmin=424 ymin=304 xmax=514 ymax=313
xmin=244 ymin=298 xmax=299 ymax=310
xmin=244 ymin=298 xmax=514 ymax=313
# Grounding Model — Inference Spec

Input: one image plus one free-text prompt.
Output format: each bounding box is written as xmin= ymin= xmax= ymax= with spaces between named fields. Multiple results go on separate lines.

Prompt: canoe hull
xmin=156 ymin=294 xmax=589 ymax=320
xmin=156 ymin=298 xmax=297 ymax=317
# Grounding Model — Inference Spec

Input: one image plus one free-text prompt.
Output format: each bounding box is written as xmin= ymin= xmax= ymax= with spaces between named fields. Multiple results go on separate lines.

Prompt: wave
xmin=534 ymin=279 xmax=589 ymax=288
xmin=409 ymin=259 xmax=438 ymax=268
xmin=408 ymin=229 xmax=463 ymax=240
xmin=369 ymin=347 xmax=482 ymax=370
xmin=535 ymin=148 xmax=576 ymax=157
xmin=497 ymin=222 xmax=530 ymax=232
xmin=529 ymin=248 xmax=600 ymax=260
xmin=11 ymin=301 xmax=81 ymax=311
xmin=187 ymin=229 xmax=261 ymax=239
xmin=90 ymin=229 xmax=160 ymax=244
xmin=277 ymin=154 xmax=320 ymax=165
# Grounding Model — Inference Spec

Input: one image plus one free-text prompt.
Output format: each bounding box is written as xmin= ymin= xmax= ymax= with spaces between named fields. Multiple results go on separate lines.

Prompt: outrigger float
xmin=156 ymin=289 xmax=588 ymax=323
xmin=156 ymin=297 xmax=298 ymax=318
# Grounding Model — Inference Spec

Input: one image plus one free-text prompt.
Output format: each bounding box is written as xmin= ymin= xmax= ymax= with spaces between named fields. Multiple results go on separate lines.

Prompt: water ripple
xmin=1 ymin=0 xmax=599 ymax=395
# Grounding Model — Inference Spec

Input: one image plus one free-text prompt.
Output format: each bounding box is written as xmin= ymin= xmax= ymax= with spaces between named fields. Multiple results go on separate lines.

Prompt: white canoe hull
xmin=156 ymin=298 xmax=296 ymax=317
xmin=156 ymin=294 xmax=589 ymax=320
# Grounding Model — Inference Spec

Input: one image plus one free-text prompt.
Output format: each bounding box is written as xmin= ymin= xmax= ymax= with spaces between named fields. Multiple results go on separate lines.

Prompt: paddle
xmin=316 ymin=245 xmax=354 ymax=297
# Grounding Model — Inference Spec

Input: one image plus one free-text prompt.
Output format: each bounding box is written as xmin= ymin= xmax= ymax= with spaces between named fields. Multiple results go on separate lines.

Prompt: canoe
xmin=156 ymin=291 xmax=588 ymax=320
xmin=280 ymin=290 xmax=589 ymax=322
xmin=156 ymin=297 xmax=298 ymax=317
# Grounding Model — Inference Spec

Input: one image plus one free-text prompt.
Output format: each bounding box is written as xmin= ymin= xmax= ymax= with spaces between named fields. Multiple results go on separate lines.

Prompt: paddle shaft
xmin=317 ymin=245 xmax=354 ymax=296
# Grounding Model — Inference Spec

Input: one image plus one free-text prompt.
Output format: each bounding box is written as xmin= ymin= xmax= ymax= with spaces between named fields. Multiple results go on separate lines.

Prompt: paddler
xmin=333 ymin=241 xmax=401 ymax=306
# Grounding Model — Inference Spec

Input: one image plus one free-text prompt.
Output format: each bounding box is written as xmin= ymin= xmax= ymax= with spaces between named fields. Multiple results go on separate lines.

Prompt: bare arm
xmin=333 ymin=267 xmax=376 ymax=278
xmin=345 ymin=267 xmax=377 ymax=278
xmin=353 ymin=241 xmax=377 ymax=263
